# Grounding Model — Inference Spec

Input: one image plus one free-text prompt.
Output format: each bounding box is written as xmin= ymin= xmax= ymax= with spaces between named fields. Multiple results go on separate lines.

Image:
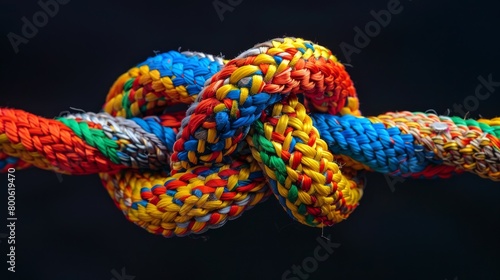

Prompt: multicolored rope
xmin=1 ymin=37 xmax=499 ymax=237
xmin=0 ymin=154 xmax=30 ymax=173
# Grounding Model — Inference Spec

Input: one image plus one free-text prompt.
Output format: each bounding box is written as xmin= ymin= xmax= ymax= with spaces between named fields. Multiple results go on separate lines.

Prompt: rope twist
xmin=1 ymin=37 xmax=498 ymax=237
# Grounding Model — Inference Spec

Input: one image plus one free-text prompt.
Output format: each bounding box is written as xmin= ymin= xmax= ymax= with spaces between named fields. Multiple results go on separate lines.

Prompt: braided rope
xmin=104 ymin=51 xmax=226 ymax=118
xmin=172 ymin=37 xmax=361 ymax=170
xmin=1 ymin=37 xmax=499 ymax=237
xmin=247 ymin=95 xmax=362 ymax=225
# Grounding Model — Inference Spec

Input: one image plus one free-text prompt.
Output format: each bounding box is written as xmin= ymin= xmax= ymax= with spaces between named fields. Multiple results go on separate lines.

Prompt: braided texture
xmin=1 ymin=37 xmax=499 ymax=237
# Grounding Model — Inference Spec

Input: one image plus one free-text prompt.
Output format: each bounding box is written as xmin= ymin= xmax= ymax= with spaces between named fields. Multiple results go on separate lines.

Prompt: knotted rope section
xmin=1 ymin=37 xmax=499 ymax=237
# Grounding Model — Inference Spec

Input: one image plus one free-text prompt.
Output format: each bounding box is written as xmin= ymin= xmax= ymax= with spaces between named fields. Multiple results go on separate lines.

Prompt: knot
xmin=1 ymin=37 xmax=499 ymax=237
xmin=172 ymin=37 xmax=360 ymax=169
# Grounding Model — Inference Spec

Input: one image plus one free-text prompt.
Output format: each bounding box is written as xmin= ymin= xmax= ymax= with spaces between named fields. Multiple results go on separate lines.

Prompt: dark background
xmin=1 ymin=0 xmax=500 ymax=279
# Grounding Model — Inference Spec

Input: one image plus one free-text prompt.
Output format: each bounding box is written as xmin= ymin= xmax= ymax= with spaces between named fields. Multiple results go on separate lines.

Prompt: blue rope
xmin=312 ymin=114 xmax=436 ymax=177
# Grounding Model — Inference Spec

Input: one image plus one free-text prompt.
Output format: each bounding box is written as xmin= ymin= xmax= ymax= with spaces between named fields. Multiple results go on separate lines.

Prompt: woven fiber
xmin=1 ymin=37 xmax=499 ymax=237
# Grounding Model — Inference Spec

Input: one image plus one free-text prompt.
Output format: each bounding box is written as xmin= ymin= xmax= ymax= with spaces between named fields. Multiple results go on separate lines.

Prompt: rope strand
xmin=1 ymin=37 xmax=498 ymax=237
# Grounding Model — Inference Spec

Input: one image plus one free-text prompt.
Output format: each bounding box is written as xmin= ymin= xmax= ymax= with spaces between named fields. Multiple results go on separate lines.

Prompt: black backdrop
xmin=1 ymin=0 xmax=500 ymax=279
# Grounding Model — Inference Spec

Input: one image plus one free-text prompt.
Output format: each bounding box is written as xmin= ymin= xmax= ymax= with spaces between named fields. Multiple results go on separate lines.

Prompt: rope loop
xmin=1 ymin=37 xmax=498 ymax=237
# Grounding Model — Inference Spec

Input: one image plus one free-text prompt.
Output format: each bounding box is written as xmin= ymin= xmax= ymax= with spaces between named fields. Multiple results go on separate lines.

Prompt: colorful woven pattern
xmin=1 ymin=37 xmax=499 ymax=237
